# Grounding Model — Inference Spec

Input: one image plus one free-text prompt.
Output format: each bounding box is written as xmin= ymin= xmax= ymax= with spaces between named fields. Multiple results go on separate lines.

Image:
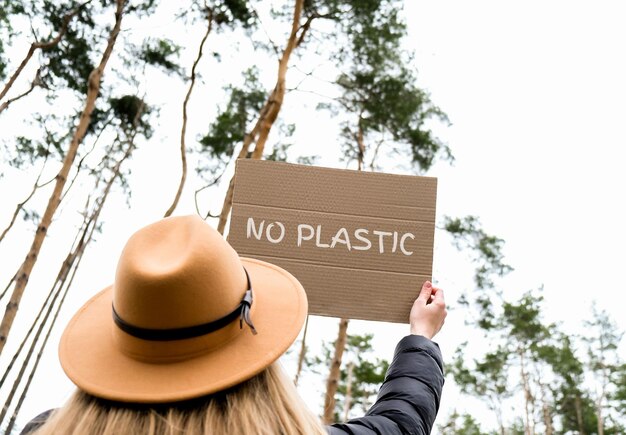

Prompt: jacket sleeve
xmin=19 ymin=409 xmax=55 ymax=434
xmin=328 ymin=335 xmax=444 ymax=435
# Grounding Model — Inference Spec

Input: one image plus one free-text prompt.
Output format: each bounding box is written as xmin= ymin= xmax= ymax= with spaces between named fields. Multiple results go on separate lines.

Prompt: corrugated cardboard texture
xmin=228 ymin=160 xmax=437 ymax=324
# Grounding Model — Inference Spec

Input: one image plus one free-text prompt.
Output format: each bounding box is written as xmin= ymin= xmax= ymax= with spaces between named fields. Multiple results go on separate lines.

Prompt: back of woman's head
xmin=34 ymin=217 xmax=326 ymax=434
xmin=33 ymin=362 xmax=326 ymax=435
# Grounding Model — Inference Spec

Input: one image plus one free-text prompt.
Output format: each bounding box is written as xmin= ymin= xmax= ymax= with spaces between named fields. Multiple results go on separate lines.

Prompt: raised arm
xmin=329 ymin=281 xmax=447 ymax=435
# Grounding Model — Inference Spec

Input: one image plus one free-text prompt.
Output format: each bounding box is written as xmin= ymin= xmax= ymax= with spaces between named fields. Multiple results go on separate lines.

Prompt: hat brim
xmin=59 ymin=258 xmax=307 ymax=403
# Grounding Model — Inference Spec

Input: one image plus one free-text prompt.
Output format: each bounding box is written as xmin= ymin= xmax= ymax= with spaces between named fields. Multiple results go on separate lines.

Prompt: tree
xmin=335 ymin=334 xmax=388 ymax=421
xmin=0 ymin=0 xmax=128 ymax=356
xmin=0 ymin=0 xmax=94 ymax=111
xmin=439 ymin=410 xmax=490 ymax=435
xmin=308 ymin=332 xmax=388 ymax=424
xmin=583 ymin=305 xmax=625 ymax=435
xmin=451 ymin=343 xmax=512 ymax=435
xmin=543 ymin=333 xmax=597 ymax=435
xmin=0 ymin=92 xmax=152 ymax=432
xmin=162 ymin=0 xmax=256 ymax=217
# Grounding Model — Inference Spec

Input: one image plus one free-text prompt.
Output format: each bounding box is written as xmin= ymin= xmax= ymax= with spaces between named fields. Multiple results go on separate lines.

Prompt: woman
xmin=23 ymin=215 xmax=446 ymax=434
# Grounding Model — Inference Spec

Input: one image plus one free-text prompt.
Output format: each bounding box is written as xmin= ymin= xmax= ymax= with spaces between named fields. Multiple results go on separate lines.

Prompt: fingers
xmin=417 ymin=281 xmax=433 ymax=302
xmin=433 ymin=287 xmax=445 ymax=305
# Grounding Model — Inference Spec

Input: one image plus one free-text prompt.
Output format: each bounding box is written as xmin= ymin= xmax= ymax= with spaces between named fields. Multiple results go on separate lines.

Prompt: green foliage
xmin=109 ymin=95 xmax=152 ymax=138
xmin=212 ymin=0 xmax=255 ymax=27
xmin=615 ymin=364 xmax=626 ymax=414
xmin=506 ymin=419 xmax=525 ymax=435
xmin=265 ymin=142 xmax=291 ymax=162
xmin=180 ymin=0 xmax=255 ymax=28
xmin=451 ymin=342 xmax=511 ymax=409
xmin=198 ymin=67 xmax=265 ymax=162
xmin=443 ymin=215 xmax=513 ymax=291
xmin=539 ymin=334 xmax=597 ymax=433
xmin=453 ymin=286 xmax=626 ymax=434
xmin=501 ymin=292 xmax=551 ymax=345
xmin=443 ymin=215 xmax=512 ymax=332
xmin=125 ymin=0 xmax=159 ymax=15
xmin=315 ymin=0 xmax=451 ymax=171
xmin=439 ymin=410 xmax=490 ymax=435
xmin=306 ymin=332 xmax=389 ymax=421
xmin=138 ymin=39 xmax=182 ymax=76
xmin=343 ymin=1 xmax=406 ymax=69
xmin=334 ymin=334 xmax=389 ymax=419
xmin=264 ymin=123 xmax=319 ymax=164
xmin=0 ymin=39 xmax=6 ymax=81
xmin=0 ymin=0 xmax=26 ymax=81
xmin=38 ymin=0 xmax=98 ymax=93
xmin=582 ymin=305 xmax=625 ymax=433
xmin=9 ymin=137 xmax=46 ymax=168
xmin=295 ymin=155 xmax=319 ymax=165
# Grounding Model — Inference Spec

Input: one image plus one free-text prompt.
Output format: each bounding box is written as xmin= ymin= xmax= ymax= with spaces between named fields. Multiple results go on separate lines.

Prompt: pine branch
xmin=0 ymin=0 xmax=94 ymax=102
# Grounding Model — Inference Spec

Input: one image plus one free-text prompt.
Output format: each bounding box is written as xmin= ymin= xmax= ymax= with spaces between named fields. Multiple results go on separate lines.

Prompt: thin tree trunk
xmin=0 ymin=131 xmax=135 ymax=428
xmin=0 ymin=274 xmax=16 ymax=302
xmin=2 ymin=209 xmax=97 ymax=433
xmin=0 ymin=0 xmax=93 ymax=102
xmin=0 ymin=221 xmax=87 ymax=427
xmin=216 ymin=0 xmax=309 ymax=234
xmin=575 ymin=393 xmax=585 ymax=435
xmin=163 ymin=10 xmax=213 ymax=217
xmin=520 ymin=350 xmax=534 ymax=435
xmin=4 ymin=244 xmax=86 ymax=434
xmin=597 ymin=389 xmax=605 ymax=435
xmin=0 ymin=176 xmax=54 ymax=244
xmin=597 ymin=335 xmax=607 ymax=435
xmin=323 ymin=318 xmax=349 ymax=424
xmin=0 ymin=143 xmax=54 ymax=244
xmin=294 ymin=315 xmax=309 ymax=386
xmin=342 ymin=360 xmax=354 ymax=422
xmin=538 ymin=379 xmax=553 ymax=435
xmin=0 ymin=68 xmax=40 ymax=114
xmin=356 ymin=119 xmax=365 ymax=170
xmin=0 ymin=132 xmax=133 ymax=390
xmin=486 ymin=397 xmax=505 ymax=435
xmin=0 ymin=0 xmax=126 ymax=356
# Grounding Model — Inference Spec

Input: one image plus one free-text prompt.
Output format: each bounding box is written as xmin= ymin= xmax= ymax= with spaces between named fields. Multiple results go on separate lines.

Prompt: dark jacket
xmin=21 ymin=335 xmax=443 ymax=435
xmin=328 ymin=335 xmax=444 ymax=435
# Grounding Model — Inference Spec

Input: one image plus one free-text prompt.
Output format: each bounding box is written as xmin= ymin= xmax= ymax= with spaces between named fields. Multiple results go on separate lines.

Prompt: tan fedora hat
xmin=59 ymin=215 xmax=308 ymax=403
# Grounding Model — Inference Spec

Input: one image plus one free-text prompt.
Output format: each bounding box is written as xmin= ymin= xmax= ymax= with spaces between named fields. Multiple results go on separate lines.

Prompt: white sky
xmin=1 ymin=0 xmax=626 ymax=432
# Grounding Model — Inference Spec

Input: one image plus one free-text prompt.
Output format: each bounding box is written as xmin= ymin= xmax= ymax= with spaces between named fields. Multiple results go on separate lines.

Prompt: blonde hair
xmin=33 ymin=363 xmax=327 ymax=435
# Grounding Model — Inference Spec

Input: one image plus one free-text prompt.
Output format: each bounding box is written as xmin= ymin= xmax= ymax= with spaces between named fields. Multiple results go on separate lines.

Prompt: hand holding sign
xmin=228 ymin=160 xmax=438 ymax=324
xmin=410 ymin=281 xmax=447 ymax=339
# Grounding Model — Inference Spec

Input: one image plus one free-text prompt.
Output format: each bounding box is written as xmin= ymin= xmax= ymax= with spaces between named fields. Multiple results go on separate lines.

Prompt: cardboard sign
xmin=227 ymin=160 xmax=437 ymax=324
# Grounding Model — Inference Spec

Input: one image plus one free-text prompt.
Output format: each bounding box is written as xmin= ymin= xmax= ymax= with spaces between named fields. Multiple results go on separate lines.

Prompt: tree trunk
xmin=293 ymin=315 xmax=309 ymax=386
xmin=575 ymin=393 xmax=585 ymax=435
xmin=597 ymin=395 xmax=604 ymax=435
xmin=216 ymin=0 xmax=308 ymax=234
xmin=323 ymin=318 xmax=349 ymax=424
xmin=2 ymin=210 xmax=97 ymax=433
xmin=519 ymin=350 xmax=534 ymax=435
xmin=538 ymin=380 xmax=553 ymax=435
xmin=163 ymin=10 xmax=213 ymax=217
xmin=342 ymin=360 xmax=354 ymax=421
xmin=0 ymin=0 xmax=126 ymax=355
xmin=0 ymin=130 xmax=135 ymax=428
xmin=356 ymin=119 xmax=365 ymax=170
xmin=597 ymin=341 xmax=607 ymax=435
